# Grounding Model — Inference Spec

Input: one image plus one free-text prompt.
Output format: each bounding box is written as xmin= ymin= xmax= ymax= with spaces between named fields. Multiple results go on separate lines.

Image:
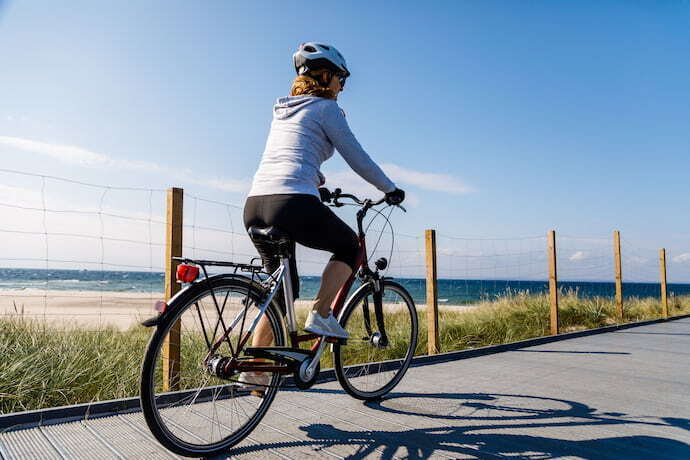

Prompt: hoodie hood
xmin=273 ymin=95 xmax=324 ymax=120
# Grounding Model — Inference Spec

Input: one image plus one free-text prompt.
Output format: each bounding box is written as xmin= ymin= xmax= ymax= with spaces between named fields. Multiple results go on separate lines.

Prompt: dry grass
xmin=1 ymin=291 xmax=688 ymax=414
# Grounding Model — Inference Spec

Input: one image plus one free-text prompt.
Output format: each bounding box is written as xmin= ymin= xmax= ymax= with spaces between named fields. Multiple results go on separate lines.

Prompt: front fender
xmin=335 ymin=281 xmax=373 ymax=323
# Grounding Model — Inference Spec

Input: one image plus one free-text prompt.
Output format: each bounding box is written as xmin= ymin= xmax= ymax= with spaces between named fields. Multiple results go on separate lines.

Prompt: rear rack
xmin=172 ymin=257 xmax=264 ymax=274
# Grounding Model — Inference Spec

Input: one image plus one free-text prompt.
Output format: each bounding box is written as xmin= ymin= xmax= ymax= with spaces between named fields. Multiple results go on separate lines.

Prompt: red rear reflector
xmin=176 ymin=264 xmax=199 ymax=283
xmin=155 ymin=300 xmax=168 ymax=313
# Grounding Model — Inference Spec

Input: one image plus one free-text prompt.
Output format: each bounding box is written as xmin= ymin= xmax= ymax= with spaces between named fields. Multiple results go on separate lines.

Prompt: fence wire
xmin=1 ymin=168 xmax=688 ymax=330
xmin=434 ymin=233 xmax=549 ymax=306
xmin=0 ymin=169 xmax=166 ymax=331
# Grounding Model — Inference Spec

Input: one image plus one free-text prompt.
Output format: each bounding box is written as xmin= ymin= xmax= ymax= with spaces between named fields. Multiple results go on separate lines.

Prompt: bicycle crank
xmin=295 ymin=335 xmax=328 ymax=389
xmin=294 ymin=358 xmax=320 ymax=389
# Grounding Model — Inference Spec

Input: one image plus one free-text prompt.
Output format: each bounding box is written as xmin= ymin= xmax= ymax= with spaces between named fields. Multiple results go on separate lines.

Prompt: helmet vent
xmin=319 ymin=44 xmax=330 ymax=50
xmin=304 ymin=45 xmax=317 ymax=52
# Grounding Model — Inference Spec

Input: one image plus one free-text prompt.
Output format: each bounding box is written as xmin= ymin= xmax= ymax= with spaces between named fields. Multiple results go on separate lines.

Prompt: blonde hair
xmin=290 ymin=72 xmax=336 ymax=100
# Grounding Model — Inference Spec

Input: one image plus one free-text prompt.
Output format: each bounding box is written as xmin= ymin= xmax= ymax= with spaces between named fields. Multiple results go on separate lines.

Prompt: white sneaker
xmin=304 ymin=311 xmax=349 ymax=339
xmin=237 ymin=371 xmax=270 ymax=392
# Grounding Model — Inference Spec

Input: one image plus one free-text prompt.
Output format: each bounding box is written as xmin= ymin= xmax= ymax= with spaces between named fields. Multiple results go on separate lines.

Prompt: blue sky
xmin=1 ymin=1 xmax=689 ymax=281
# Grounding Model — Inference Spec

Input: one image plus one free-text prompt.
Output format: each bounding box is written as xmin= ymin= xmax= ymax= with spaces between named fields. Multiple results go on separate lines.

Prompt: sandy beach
xmin=0 ymin=288 xmax=477 ymax=330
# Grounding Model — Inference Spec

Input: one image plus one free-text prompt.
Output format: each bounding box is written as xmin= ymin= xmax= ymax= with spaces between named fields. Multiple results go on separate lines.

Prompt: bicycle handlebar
xmin=328 ymin=188 xmax=406 ymax=212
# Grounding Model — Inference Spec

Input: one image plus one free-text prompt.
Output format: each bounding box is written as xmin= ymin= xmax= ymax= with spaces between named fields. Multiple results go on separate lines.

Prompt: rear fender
xmin=140 ymin=273 xmax=267 ymax=328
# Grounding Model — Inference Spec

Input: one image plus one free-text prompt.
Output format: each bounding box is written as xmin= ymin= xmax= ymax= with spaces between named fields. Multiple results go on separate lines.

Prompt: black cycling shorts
xmin=243 ymin=194 xmax=359 ymax=300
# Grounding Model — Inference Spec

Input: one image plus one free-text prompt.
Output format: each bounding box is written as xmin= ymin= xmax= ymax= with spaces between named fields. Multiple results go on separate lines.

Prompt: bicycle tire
xmin=333 ymin=280 xmax=418 ymax=401
xmin=140 ymin=276 xmax=285 ymax=457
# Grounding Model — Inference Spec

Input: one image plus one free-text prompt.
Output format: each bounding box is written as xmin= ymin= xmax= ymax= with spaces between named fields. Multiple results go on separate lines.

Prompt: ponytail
xmin=290 ymin=73 xmax=336 ymax=100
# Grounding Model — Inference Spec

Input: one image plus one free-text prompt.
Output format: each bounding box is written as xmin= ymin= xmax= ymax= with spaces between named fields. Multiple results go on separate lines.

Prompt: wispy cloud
xmin=1 ymin=136 xmax=472 ymax=196
xmin=324 ymin=162 xmax=474 ymax=199
xmin=569 ymin=251 xmax=586 ymax=261
xmin=323 ymin=169 xmax=421 ymax=206
xmin=0 ymin=136 xmax=117 ymax=167
xmin=0 ymin=136 xmax=249 ymax=192
xmin=673 ymin=253 xmax=690 ymax=264
xmin=381 ymin=163 xmax=475 ymax=194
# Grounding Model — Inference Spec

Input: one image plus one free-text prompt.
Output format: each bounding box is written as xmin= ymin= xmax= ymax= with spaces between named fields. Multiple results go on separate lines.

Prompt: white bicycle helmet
xmin=293 ymin=42 xmax=350 ymax=78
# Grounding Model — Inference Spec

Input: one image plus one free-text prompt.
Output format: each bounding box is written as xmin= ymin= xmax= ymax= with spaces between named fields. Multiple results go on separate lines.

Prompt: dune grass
xmin=431 ymin=290 xmax=690 ymax=353
xmin=1 ymin=290 xmax=688 ymax=414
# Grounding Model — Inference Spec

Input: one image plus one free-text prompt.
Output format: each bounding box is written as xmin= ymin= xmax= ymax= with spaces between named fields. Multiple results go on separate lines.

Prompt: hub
xmin=370 ymin=332 xmax=388 ymax=349
xmin=206 ymin=355 xmax=236 ymax=379
xmin=294 ymin=357 xmax=320 ymax=390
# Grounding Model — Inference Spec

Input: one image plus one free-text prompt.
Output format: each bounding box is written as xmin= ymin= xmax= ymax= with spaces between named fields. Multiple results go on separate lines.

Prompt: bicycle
xmin=139 ymin=189 xmax=418 ymax=457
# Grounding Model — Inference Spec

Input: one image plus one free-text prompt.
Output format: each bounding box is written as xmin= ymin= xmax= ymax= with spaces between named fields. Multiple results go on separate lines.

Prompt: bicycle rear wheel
xmin=140 ymin=276 xmax=285 ymax=457
xmin=333 ymin=280 xmax=418 ymax=401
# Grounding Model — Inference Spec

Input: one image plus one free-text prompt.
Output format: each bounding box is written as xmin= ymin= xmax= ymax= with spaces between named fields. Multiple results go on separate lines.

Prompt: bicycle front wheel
xmin=140 ymin=276 xmax=285 ymax=457
xmin=334 ymin=280 xmax=418 ymax=400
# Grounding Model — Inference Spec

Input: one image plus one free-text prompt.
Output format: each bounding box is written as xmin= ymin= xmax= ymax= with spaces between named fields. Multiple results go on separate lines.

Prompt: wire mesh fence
xmin=435 ymin=233 xmax=549 ymax=305
xmin=2 ymin=167 xmax=688 ymax=330
xmin=557 ymin=235 xmax=616 ymax=298
xmin=0 ymin=169 xmax=167 ymax=330
xmin=1 ymin=168 xmax=689 ymax=414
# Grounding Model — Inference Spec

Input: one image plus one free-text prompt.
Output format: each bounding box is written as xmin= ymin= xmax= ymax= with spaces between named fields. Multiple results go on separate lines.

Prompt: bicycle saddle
xmin=247 ymin=225 xmax=291 ymax=244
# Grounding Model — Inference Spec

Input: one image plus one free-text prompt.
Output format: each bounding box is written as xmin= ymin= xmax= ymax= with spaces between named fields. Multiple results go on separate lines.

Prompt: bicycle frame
xmin=170 ymin=195 xmax=389 ymax=378
xmin=230 ymin=234 xmax=366 ymax=350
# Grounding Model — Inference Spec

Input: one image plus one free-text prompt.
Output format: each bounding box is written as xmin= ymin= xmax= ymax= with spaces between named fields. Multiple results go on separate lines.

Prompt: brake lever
xmin=397 ymin=204 xmax=407 ymax=213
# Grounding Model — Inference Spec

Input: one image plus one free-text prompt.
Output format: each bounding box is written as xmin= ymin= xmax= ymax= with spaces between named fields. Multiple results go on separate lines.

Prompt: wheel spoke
xmin=335 ymin=282 xmax=418 ymax=399
xmin=141 ymin=280 xmax=284 ymax=455
xmin=194 ymin=302 xmax=212 ymax=349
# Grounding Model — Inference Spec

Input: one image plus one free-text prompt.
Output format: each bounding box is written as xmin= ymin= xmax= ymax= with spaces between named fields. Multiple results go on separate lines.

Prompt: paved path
xmin=1 ymin=318 xmax=689 ymax=459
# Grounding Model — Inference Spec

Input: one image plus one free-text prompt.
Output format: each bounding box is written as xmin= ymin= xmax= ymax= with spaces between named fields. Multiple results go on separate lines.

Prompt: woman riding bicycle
xmin=243 ymin=42 xmax=405 ymax=355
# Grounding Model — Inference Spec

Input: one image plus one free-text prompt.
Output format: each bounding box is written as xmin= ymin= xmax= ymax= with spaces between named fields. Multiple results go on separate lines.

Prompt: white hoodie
xmin=248 ymin=95 xmax=396 ymax=198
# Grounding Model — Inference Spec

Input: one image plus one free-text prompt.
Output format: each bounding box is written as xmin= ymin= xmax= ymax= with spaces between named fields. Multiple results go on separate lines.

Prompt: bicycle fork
xmin=363 ymin=277 xmax=389 ymax=348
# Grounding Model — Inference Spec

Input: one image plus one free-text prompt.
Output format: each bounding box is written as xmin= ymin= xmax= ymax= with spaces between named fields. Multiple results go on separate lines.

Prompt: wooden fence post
xmin=660 ymin=248 xmax=668 ymax=319
xmin=547 ymin=230 xmax=559 ymax=335
xmin=163 ymin=187 xmax=183 ymax=391
xmin=613 ymin=230 xmax=623 ymax=319
xmin=425 ymin=229 xmax=440 ymax=355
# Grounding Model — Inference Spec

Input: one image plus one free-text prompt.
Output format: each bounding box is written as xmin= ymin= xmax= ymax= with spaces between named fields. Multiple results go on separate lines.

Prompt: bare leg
xmin=313 ymin=260 xmax=352 ymax=318
xmin=251 ymin=315 xmax=274 ymax=347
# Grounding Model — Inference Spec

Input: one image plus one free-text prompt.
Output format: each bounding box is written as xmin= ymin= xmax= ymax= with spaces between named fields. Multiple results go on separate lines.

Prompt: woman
xmin=242 ymin=42 xmax=405 ymax=372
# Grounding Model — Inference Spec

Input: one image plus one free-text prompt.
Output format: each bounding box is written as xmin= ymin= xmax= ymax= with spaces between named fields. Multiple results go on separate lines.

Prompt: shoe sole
xmin=303 ymin=327 xmax=349 ymax=339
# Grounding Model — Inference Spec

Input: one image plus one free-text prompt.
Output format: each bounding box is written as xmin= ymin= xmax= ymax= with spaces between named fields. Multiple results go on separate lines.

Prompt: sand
xmin=0 ymin=288 xmax=476 ymax=331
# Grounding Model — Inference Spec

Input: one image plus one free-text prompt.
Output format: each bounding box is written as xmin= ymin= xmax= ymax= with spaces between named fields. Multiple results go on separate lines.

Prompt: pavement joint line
xmin=260 ymin=398 xmax=405 ymax=460
xmin=227 ymin=398 xmax=354 ymax=459
xmin=274 ymin=394 xmax=456 ymax=460
xmin=187 ymin=406 xmax=291 ymax=460
xmin=116 ymin=414 xmax=180 ymax=459
xmin=286 ymin=377 xmax=690 ymax=457
xmin=266 ymin=403 xmax=408 ymax=459
xmin=81 ymin=420 xmax=126 ymax=460
xmin=282 ymin=392 xmax=504 ymax=460
xmin=0 ymin=436 xmax=8 ymax=460
xmin=2 ymin=313 xmax=689 ymax=433
xmin=213 ymin=400 xmax=345 ymax=459
xmin=188 ymin=401 xmax=291 ymax=460
xmin=38 ymin=425 xmax=68 ymax=460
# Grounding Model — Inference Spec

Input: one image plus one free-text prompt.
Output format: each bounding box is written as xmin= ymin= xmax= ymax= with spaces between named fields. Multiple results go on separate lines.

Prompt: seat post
xmin=281 ymin=256 xmax=298 ymax=333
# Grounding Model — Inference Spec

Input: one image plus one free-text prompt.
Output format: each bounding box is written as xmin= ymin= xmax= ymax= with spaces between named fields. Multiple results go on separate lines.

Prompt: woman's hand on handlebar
xmin=384 ymin=188 xmax=405 ymax=206
xmin=318 ymin=187 xmax=332 ymax=203
xmin=322 ymin=187 xmax=405 ymax=210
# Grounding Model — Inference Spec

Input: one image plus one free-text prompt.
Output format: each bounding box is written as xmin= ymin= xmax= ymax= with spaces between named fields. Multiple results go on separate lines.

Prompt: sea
xmin=2 ymin=268 xmax=689 ymax=305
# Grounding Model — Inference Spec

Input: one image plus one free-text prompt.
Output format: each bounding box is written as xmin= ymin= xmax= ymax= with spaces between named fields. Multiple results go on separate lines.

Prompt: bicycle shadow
xmin=210 ymin=391 xmax=690 ymax=459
